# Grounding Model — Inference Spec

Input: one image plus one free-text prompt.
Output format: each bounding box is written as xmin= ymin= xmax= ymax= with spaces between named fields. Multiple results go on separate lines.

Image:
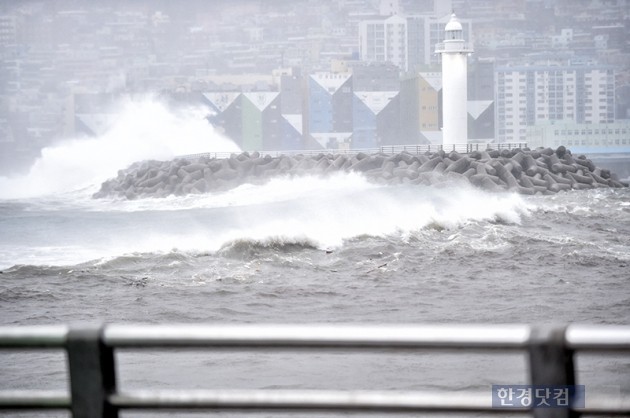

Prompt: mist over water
xmin=0 ymin=96 xmax=240 ymax=200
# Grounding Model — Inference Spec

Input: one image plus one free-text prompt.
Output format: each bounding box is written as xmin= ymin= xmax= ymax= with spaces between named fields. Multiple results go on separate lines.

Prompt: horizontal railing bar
xmin=0 ymin=391 xmax=70 ymax=409
xmin=0 ymin=325 xmax=68 ymax=348
xmin=0 ymin=324 xmax=630 ymax=351
xmin=110 ymin=389 xmax=520 ymax=413
xmin=1 ymin=324 xmax=628 ymax=351
xmin=111 ymin=390 xmax=630 ymax=415
xmin=582 ymin=396 xmax=630 ymax=415
xmin=1 ymin=390 xmax=627 ymax=415
xmin=566 ymin=325 xmax=630 ymax=350
xmin=103 ymin=324 xmax=531 ymax=349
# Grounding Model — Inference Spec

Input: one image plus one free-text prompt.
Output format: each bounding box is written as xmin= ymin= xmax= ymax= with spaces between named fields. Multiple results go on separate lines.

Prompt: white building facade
xmin=527 ymin=121 xmax=630 ymax=151
xmin=359 ymin=14 xmax=408 ymax=71
xmin=495 ymin=65 xmax=615 ymax=143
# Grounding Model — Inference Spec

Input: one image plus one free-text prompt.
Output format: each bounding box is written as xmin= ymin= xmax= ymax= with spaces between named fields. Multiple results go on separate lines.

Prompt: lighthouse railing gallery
xmin=434 ymin=41 xmax=474 ymax=53
xmin=0 ymin=323 xmax=629 ymax=417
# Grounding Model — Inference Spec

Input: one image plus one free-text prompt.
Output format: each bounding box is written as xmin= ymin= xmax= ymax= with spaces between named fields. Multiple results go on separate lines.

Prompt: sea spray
xmin=0 ymin=173 xmax=532 ymax=269
xmin=0 ymin=95 xmax=240 ymax=200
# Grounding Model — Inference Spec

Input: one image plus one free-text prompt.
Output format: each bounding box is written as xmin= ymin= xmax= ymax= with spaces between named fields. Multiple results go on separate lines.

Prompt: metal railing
xmin=179 ymin=142 xmax=529 ymax=161
xmin=1 ymin=323 xmax=628 ymax=417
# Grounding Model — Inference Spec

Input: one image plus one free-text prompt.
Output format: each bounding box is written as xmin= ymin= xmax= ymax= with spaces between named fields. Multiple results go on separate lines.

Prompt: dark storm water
xmin=1 ymin=174 xmax=629 ymax=417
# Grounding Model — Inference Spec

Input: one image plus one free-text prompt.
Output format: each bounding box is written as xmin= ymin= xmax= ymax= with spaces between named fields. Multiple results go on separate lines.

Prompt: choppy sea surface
xmin=1 ymin=174 xmax=629 ymax=417
xmin=0 ymin=98 xmax=628 ymax=417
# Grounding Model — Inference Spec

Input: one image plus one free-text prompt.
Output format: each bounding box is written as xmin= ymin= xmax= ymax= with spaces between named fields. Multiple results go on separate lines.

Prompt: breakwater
xmin=94 ymin=147 xmax=627 ymax=199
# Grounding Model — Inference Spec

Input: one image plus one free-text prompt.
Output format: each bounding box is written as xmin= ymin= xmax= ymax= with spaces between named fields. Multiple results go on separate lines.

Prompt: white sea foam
xmin=0 ymin=171 xmax=535 ymax=268
xmin=93 ymin=176 xmax=533 ymax=255
xmin=0 ymin=95 xmax=240 ymax=200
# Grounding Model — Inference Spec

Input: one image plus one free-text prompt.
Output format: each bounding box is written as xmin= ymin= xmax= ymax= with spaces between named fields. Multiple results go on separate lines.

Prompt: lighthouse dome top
xmin=445 ymin=13 xmax=463 ymax=32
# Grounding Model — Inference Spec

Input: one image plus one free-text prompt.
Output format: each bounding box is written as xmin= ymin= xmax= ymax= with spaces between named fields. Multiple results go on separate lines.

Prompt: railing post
xmin=67 ymin=326 xmax=118 ymax=418
xmin=528 ymin=326 xmax=577 ymax=418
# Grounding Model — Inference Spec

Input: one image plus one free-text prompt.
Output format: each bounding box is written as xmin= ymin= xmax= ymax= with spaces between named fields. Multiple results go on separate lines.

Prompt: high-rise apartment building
xmin=0 ymin=15 xmax=19 ymax=47
xmin=495 ymin=64 xmax=615 ymax=143
xmin=358 ymin=15 xmax=408 ymax=71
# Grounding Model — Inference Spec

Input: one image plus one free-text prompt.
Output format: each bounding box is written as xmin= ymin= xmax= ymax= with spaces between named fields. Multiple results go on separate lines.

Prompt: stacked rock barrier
xmin=93 ymin=147 xmax=627 ymax=199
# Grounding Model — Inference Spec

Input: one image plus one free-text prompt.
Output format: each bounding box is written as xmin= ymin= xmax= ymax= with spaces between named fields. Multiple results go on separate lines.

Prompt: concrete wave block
xmin=444 ymin=156 xmax=471 ymax=174
xmin=418 ymin=157 xmax=443 ymax=173
xmin=93 ymin=146 xmax=627 ymax=199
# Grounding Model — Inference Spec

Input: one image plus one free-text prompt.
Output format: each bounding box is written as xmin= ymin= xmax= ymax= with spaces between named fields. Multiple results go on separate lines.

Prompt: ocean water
xmin=0 ymin=98 xmax=628 ymax=417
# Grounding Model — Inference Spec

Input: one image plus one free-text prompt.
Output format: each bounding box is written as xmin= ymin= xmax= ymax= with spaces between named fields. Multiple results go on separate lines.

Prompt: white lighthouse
xmin=435 ymin=13 xmax=473 ymax=147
